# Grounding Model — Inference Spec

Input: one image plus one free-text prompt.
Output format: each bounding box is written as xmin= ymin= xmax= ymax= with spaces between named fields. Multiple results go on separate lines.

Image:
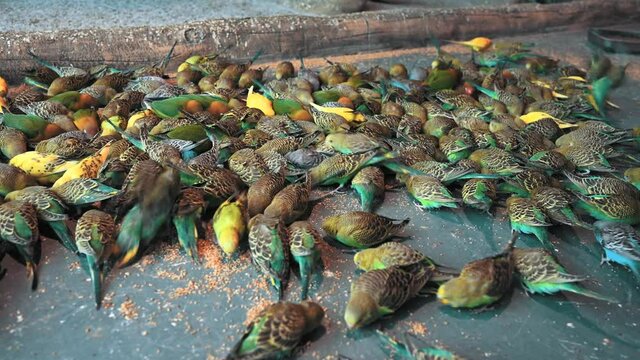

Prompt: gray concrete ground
xmin=0 ymin=0 xmax=547 ymax=32
xmin=1 ymin=26 xmax=640 ymax=360
xmin=0 ymin=0 xmax=312 ymax=32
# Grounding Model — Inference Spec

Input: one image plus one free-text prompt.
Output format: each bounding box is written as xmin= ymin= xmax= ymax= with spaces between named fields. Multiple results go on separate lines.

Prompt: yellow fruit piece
xmin=52 ymin=143 xmax=112 ymax=188
xmin=289 ymin=109 xmax=313 ymax=122
xmin=585 ymin=94 xmax=599 ymax=113
xmin=0 ymin=97 xmax=7 ymax=112
xmin=520 ymin=111 xmax=577 ymax=129
xmin=309 ymin=102 xmax=355 ymax=122
xmin=531 ymin=80 xmax=552 ymax=89
xmin=551 ymin=91 xmax=568 ymax=99
xmin=558 ymin=76 xmax=587 ymax=82
xmin=73 ymin=111 xmax=100 ymax=136
xmin=186 ymin=55 xmax=202 ymax=65
xmin=0 ymin=76 xmax=7 ymax=97
xmin=246 ymin=86 xmax=275 ymax=116
xmin=177 ymin=62 xmax=190 ymax=72
xmin=450 ymin=37 xmax=492 ymax=51
xmin=126 ymin=110 xmax=153 ymax=131
xmin=10 ymin=151 xmax=78 ymax=184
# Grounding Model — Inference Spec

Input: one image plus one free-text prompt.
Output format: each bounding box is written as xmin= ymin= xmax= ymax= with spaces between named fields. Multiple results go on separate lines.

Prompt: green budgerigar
xmin=345 ymin=264 xmax=431 ymax=329
xmin=288 ymin=221 xmax=322 ymax=300
xmin=405 ymin=175 xmax=459 ymax=210
xmin=114 ymin=161 xmax=180 ymax=266
xmin=354 ymin=241 xmax=456 ymax=282
xmin=462 ymin=178 xmax=497 ymax=213
xmin=227 ymin=300 xmax=324 ymax=360
xmin=376 ymin=330 xmax=465 ymax=360
xmin=75 ymin=210 xmax=116 ymax=309
xmin=308 ymin=151 xmax=396 ymax=190
xmin=322 ymin=211 xmax=409 ymax=248
xmin=0 ymin=200 xmax=40 ymax=290
xmin=5 ymin=186 xmax=76 ymax=253
xmin=437 ymin=236 xmax=516 ymax=308
xmin=213 ymin=192 xmax=248 ymax=256
xmin=248 ymin=214 xmax=290 ymax=299
xmin=173 ymin=187 xmax=206 ymax=263
xmin=507 ymin=196 xmax=554 ymax=249
xmin=351 ymin=166 xmax=385 ymax=212
xmin=512 ymin=247 xmax=616 ymax=302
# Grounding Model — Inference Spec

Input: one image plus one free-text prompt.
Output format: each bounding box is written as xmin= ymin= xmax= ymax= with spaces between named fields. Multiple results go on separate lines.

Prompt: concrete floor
xmin=0 ymin=0 xmax=312 ymax=32
xmin=1 ymin=26 xmax=640 ymax=359
xmin=0 ymin=0 xmax=546 ymax=33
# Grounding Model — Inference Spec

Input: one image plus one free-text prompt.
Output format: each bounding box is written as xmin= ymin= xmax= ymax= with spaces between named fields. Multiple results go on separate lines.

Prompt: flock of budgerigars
xmin=0 ymin=36 xmax=639 ymax=359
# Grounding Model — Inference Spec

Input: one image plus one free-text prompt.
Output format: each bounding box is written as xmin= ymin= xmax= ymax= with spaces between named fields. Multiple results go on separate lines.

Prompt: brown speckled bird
xmin=75 ymin=209 xmax=116 ymax=309
xmin=310 ymin=107 xmax=350 ymax=133
xmin=51 ymin=178 xmax=119 ymax=206
xmin=0 ymin=200 xmax=40 ymax=290
xmin=228 ymin=148 xmax=269 ymax=186
xmin=438 ymin=237 xmax=516 ymax=308
xmin=322 ymin=211 xmax=409 ymax=248
xmin=351 ymin=166 xmax=385 ymax=212
xmin=0 ymin=163 xmax=36 ymax=197
xmin=344 ymin=264 xmax=431 ymax=329
xmin=263 ymin=179 xmax=310 ymax=225
xmin=512 ymin=247 xmax=615 ymax=302
xmin=248 ymin=214 xmax=290 ymax=299
xmin=247 ymin=170 xmax=287 ymax=218
xmin=531 ymin=186 xmax=592 ymax=229
xmin=227 ymin=300 xmax=325 ymax=359
xmin=462 ymin=178 xmax=497 ymax=213
xmin=288 ymin=221 xmax=322 ymax=300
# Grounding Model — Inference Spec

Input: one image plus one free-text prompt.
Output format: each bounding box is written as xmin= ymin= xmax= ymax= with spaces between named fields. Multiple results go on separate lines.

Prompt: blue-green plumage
xmin=593 ymin=221 xmax=640 ymax=280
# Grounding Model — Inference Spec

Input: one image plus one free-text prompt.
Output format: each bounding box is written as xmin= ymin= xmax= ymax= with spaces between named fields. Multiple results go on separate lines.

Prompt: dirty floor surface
xmin=1 ymin=25 xmax=640 ymax=359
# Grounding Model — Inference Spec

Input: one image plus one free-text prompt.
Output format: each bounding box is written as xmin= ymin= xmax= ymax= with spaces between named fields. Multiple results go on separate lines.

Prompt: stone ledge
xmin=0 ymin=0 xmax=638 ymax=83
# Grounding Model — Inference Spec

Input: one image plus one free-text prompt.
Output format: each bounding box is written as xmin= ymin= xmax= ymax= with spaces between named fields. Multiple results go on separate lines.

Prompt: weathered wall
xmin=0 ymin=0 xmax=638 ymax=83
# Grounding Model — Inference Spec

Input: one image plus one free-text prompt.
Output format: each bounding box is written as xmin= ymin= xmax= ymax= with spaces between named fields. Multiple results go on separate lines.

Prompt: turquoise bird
xmin=507 ymin=196 xmax=553 ymax=249
xmin=351 ymin=166 xmax=385 ymax=212
xmin=462 ymin=178 xmax=497 ymax=213
xmin=75 ymin=209 xmax=116 ymax=309
xmin=512 ymin=247 xmax=616 ymax=302
xmin=405 ymin=175 xmax=459 ymax=210
xmin=0 ymin=201 xmax=40 ymax=290
xmin=172 ymin=187 xmax=206 ymax=263
xmin=248 ymin=214 xmax=290 ymax=300
xmin=376 ymin=330 xmax=464 ymax=360
xmin=593 ymin=221 xmax=640 ymax=280
xmin=574 ymin=193 xmax=640 ymax=225
xmin=288 ymin=221 xmax=321 ymax=300
xmin=51 ymin=178 xmax=119 ymax=206
xmin=5 ymin=186 xmax=77 ymax=253
xmin=114 ymin=161 xmax=180 ymax=266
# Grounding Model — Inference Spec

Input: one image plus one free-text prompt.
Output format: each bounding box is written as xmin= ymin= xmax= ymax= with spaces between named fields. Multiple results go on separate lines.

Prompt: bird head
xmin=437 ymin=277 xmax=475 ymax=308
xmin=324 ymin=133 xmax=337 ymax=146
xmin=344 ymin=291 xmax=378 ymax=329
xmin=353 ymin=249 xmax=376 ymax=271
xmin=321 ymin=216 xmax=340 ymax=237
xmin=505 ymin=196 xmax=521 ymax=208
xmin=217 ymin=228 xmax=241 ymax=256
